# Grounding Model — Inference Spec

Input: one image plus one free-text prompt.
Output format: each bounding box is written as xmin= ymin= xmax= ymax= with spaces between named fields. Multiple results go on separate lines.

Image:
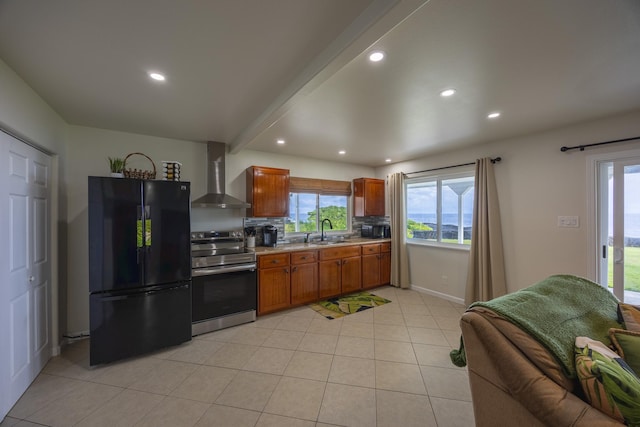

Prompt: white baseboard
xmin=410 ymin=285 xmax=465 ymax=306
xmin=61 ymin=331 xmax=90 ymax=349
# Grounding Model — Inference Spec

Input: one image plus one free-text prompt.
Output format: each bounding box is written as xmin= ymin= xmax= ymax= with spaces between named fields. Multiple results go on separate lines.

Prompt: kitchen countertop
xmin=250 ymin=237 xmax=391 ymax=255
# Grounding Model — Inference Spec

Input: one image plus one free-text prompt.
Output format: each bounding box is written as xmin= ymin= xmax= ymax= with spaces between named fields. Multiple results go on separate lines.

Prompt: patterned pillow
xmin=609 ymin=328 xmax=640 ymax=376
xmin=575 ymin=336 xmax=640 ymax=425
xmin=618 ymin=303 xmax=640 ymax=332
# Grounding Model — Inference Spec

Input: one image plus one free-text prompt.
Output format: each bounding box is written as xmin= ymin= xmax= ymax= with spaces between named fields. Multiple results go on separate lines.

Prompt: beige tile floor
xmin=2 ymin=286 xmax=474 ymax=427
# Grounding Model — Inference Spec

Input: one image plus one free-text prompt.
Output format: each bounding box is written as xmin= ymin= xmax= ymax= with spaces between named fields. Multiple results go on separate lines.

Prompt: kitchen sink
xmin=315 ymin=241 xmax=340 ymax=245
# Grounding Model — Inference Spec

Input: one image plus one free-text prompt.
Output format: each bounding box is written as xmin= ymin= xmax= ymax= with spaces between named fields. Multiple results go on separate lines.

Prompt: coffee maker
xmin=263 ymin=225 xmax=278 ymax=247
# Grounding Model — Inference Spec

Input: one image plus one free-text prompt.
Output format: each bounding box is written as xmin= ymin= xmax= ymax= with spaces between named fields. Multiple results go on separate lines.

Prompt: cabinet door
xmin=247 ymin=166 xmax=290 ymax=217
xmin=291 ymin=263 xmax=318 ymax=305
xmin=365 ymin=179 xmax=385 ymax=216
xmin=361 ymin=253 xmax=381 ymax=289
xmin=341 ymin=256 xmax=362 ymax=294
xmin=319 ymin=260 xmax=341 ymax=299
xmin=258 ymin=267 xmax=290 ymax=314
xmin=353 ymin=178 xmax=385 ymax=217
xmin=380 ymin=251 xmax=391 ymax=285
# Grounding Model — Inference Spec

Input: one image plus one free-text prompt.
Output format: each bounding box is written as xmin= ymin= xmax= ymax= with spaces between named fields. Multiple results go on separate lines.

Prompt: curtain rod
xmin=560 ymin=136 xmax=640 ymax=152
xmin=404 ymin=157 xmax=501 ymax=176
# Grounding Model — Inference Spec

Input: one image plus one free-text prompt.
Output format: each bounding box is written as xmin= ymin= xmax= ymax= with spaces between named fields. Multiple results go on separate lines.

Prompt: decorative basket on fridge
xmin=123 ymin=152 xmax=157 ymax=180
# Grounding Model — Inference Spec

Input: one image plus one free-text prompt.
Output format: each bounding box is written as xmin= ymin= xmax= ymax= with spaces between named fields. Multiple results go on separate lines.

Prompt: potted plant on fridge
xmin=108 ymin=157 xmax=125 ymax=178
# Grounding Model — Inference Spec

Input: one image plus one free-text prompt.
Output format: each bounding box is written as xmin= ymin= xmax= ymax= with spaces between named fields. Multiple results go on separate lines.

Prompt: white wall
xmin=375 ymin=110 xmax=640 ymax=301
xmin=0 ymin=59 xmax=67 ymax=154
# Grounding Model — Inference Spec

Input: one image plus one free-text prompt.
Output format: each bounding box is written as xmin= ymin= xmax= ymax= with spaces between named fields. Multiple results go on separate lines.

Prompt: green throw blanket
xmin=450 ymin=274 xmax=622 ymax=379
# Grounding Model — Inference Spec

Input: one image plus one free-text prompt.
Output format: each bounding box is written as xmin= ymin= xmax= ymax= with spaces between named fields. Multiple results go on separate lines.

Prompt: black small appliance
xmin=361 ymin=224 xmax=391 ymax=238
xmin=263 ymin=225 xmax=278 ymax=247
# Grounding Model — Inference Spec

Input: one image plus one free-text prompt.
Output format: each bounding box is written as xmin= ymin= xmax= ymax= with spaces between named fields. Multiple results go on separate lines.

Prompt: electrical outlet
xmin=441 ymin=275 xmax=448 ymax=285
xmin=557 ymin=216 xmax=579 ymax=228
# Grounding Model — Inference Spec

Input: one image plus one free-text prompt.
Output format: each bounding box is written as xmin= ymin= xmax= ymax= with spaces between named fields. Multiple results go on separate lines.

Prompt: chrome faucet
xmin=321 ymin=218 xmax=333 ymax=241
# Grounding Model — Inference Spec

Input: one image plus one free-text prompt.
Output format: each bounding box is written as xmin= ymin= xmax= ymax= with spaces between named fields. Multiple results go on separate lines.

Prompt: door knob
xmin=29 ymin=276 xmax=35 ymax=282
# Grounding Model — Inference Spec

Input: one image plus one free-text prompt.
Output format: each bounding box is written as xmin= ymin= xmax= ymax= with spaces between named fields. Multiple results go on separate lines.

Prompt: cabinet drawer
xmin=319 ymin=245 xmax=361 ymax=260
xmin=291 ymin=251 xmax=318 ymax=265
xmin=361 ymin=244 xmax=380 ymax=254
xmin=258 ymin=253 xmax=290 ymax=268
xmin=381 ymin=242 xmax=391 ymax=252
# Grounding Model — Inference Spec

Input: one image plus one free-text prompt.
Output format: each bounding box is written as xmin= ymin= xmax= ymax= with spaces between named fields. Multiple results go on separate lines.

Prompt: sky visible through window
xmin=608 ymin=170 xmax=640 ymax=238
xmin=288 ymin=193 xmax=348 ymax=232
xmin=407 ymin=178 xmax=474 ymax=227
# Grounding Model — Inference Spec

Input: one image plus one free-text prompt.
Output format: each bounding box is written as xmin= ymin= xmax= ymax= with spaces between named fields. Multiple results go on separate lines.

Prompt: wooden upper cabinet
xmin=353 ymin=178 xmax=385 ymax=217
xmin=246 ymin=166 xmax=290 ymax=217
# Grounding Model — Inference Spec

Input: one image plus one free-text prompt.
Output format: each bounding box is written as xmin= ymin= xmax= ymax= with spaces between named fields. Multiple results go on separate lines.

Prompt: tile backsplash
xmin=243 ymin=217 xmax=285 ymax=245
xmin=243 ymin=216 xmax=390 ymax=245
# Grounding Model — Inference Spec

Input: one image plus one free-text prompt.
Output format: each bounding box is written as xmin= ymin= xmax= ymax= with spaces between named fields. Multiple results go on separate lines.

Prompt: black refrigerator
xmin=88 ymin=176 xmax=192 ymax=365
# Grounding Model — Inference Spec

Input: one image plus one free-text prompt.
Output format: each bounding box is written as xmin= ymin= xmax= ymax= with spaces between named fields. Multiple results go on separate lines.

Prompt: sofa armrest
xmin=461 ymin=310 xmax=624 ymax=426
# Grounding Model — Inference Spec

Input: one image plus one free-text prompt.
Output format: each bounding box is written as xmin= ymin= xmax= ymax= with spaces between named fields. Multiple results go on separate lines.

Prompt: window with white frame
xmin=406 ymin=170 xmax=474 ymax=246
xmin=285 ymin=177 xmax=351 ymax=234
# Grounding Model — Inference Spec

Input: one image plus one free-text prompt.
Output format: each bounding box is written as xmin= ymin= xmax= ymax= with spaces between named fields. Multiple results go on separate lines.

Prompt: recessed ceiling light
xmin=338 ymin=150 xmax=346 ymax=155
xmin=487 ymin=112 xmax=501 ymax=119
xmin=148 ymin=72 xmax=166 ymax=82
xmin=440 ymin=89 xmax=456 ymax=97
xmin=276 ymin=139 xmax=285 ymax=145
xmin=368 ymin=51 xmax=385 ymax=62
xmin=385 ymin=158 xmax=392 ymax=163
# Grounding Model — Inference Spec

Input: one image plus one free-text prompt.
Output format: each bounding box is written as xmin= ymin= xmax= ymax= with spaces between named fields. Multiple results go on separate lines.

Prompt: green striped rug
xmin=309 ymin=291 xmax=391 ymax=319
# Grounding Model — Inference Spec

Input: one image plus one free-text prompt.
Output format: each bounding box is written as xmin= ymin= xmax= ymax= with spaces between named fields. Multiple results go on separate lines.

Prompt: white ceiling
xmin=1 ymin=0 xmax=639 ymax=167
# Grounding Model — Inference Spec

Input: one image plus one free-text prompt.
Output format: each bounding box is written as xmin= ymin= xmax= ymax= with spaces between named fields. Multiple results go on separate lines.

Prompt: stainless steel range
xmin=191 ymin=230 xmax=257 ymax=336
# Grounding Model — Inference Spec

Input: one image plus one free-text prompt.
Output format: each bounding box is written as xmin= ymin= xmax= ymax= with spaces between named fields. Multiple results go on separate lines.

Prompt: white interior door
xmin=597 ymin=156 xmax=640 ymax=303
xmin=0 ymin=131 xmax=52 ymax=420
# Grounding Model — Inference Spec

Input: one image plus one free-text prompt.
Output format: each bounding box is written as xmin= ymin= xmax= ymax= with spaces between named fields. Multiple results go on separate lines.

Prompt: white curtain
xmin=387 ymin=172 xmax=410 ymax=289
xmin=465 ymin=158 xmax=506 ymax=305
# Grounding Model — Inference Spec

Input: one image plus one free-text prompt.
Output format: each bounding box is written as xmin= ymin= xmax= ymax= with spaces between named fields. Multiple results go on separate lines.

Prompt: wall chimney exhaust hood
xmin=191 ymin=141 xmax=251 ymax=209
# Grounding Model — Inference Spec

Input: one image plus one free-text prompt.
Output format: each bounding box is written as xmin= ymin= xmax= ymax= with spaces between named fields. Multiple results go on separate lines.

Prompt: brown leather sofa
xmin=460 ymin=306 xmax=624 ymax=426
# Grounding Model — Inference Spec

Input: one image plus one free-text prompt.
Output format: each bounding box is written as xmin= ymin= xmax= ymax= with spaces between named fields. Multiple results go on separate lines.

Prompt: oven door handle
xmin=192 ymin=263 xmax=257 ymax=276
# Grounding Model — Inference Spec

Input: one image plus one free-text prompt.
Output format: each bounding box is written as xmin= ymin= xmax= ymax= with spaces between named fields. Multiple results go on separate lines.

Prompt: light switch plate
xmin=558 ymin=216 xmax=579 ymax=228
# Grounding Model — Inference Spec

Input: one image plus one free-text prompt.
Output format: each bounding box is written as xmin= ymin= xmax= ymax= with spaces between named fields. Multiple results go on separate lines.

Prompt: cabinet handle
xmin=284 ymin=268 xmax=289 ymax=273
xmin=292 ymin=266 xmax=297 ymax=272
xmin=301 ymin=256 xmax=307 ymax=260
xmin=343 ymin=260 xmax=347 ymax=265
xmin=271 ymin=259 xmax=279 ymax=264
xmin=336 ymin=260 xmax=340 ymax=266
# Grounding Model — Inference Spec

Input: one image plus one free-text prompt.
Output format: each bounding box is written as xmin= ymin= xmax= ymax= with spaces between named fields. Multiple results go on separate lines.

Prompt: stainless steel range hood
xmin=191 ymin=141 xmax=251 ymax=209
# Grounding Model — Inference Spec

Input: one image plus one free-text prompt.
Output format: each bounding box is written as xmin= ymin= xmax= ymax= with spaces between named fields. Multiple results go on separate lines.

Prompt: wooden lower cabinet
xmin=319 ymin=245 xmax=362 ymax=298
xmin=361 ymin=243 xmax=381 ymax=289
xmin=362 ymin=242 xmax=392 ymax=289
xmin=290 ymin=251 xmax=319 ymax=305
xmin=380 ymin=242 xmax=391 ymax=285
xmin=258 ymin=253 xmax=291 ymax=314
xmin=258 ymin=241 xmax=390 ymax=315
xmin=318 ymin=260 xmax=341 ymax=299
xmin=341 ymin=256 xmax=362 ymax=293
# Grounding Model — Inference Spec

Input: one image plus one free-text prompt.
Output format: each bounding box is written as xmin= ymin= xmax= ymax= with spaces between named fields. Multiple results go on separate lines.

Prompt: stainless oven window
xmin=191 ymin=269 xmax=257 ymax=322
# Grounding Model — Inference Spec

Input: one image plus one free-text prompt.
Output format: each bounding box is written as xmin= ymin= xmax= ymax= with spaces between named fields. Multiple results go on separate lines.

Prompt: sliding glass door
xmin=597 ymin=157 xmax=640 ymax=303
